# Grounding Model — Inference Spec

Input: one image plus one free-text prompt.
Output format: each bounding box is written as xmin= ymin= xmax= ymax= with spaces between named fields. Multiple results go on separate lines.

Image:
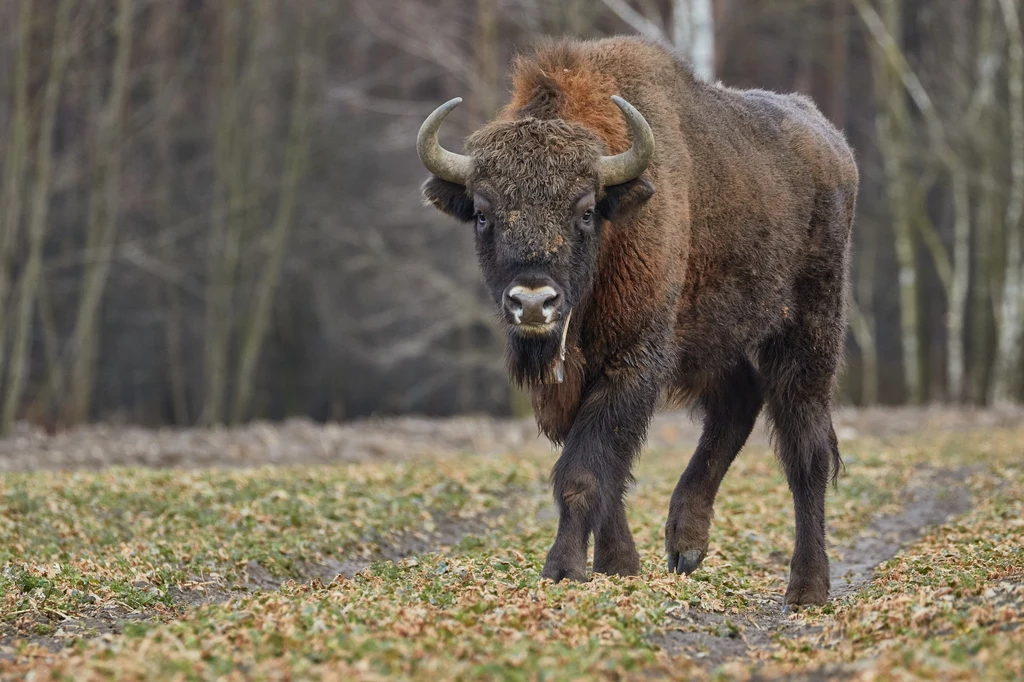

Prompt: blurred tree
xmin=993 ymin=0 xmax=1024 ymax=404
xmin=64 ymin=0 xmax=135 ymax=424
xmin=2 ymin=0 xmax=77 ymax=430
xmin=0 ymin=0 xmax=32 ymax=423
xmin=0 ymin=0 xmax=1021 ymax=433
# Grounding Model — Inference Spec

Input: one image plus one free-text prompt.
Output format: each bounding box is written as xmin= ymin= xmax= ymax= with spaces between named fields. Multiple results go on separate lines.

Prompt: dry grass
xmin=1 ymin=419 xmax=1021 ymax=680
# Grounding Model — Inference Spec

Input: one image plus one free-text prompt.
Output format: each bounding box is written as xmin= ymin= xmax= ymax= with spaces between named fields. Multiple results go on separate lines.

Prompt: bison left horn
xmin=597 ymin=96 xmax=655 ymax=186
xmin=417 ymin=97 xmax=474 ymax=185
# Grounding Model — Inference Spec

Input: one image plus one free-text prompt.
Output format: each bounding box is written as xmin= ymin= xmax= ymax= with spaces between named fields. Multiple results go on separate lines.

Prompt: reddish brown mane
xmin=500 ymin=46 xmax=631 ymax=155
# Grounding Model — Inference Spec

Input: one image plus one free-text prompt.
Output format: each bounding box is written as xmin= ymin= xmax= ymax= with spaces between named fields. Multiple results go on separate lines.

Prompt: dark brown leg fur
xmin=593 ymin=497 xmax=640 ymax=576
xmin=758 ymin=187 xmax=851 ymax=606
xmin=761 ymin=389 xmax=836 ymax=606
xmin=541 ymin=363 xmax=662 ymax=583
xmin=666 ymin=358 xmax=763 ymax=574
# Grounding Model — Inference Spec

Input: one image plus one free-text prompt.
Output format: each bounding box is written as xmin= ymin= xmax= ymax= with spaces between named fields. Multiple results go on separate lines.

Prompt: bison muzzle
xmin=417 ymin=36 xmax=859 ymax=606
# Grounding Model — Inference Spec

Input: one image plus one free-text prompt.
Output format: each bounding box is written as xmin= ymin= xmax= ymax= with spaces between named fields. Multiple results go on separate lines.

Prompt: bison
xmin=416 ymin=35 xmax=858 ymax=606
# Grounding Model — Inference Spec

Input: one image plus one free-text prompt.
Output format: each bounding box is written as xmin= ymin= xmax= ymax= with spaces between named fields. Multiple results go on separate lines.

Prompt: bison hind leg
xmin=759 ymin=187 xmax=852 ymax=606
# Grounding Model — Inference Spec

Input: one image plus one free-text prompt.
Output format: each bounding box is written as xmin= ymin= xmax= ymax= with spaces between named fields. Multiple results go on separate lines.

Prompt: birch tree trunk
xmin=993 ymin=0 xmax=1024 ymax=404
xmin=673 ymin=0 xmax=715 ymax=81
xmin=1 ymin=0 xmax=76 ymax=431
xmin=942 ymin=5 xmax=981 ymax=404
xmin=856 ymin=0 xmax=977 ymax=404
xmin=947 ymin=170 xmax=970 ymax=402
xmin=970 ymin=0 xmax=1000 ymax=403
xmin=859 ymin=0 xmax=922 ymax=403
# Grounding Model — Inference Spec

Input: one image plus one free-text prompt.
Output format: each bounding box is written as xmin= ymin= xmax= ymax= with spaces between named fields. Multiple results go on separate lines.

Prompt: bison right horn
xmin=597 ymin=95 xmax=655 ymax=187
xmin=417 ymin=97 xmax=474 ymax=186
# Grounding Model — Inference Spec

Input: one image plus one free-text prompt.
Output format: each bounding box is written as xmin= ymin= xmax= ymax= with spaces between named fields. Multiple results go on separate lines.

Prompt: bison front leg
xmin=666 ymin=358 xmax=763 ymax=574
xmin=541 ymin=371 xmax=661 ymax=582
xmin=592 ymin=497 xmax=640 ymax=576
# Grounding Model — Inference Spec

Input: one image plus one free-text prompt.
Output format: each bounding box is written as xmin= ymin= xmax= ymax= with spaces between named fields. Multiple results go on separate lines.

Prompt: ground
xmin=0 ymin=407 xmax=1022 ymax=680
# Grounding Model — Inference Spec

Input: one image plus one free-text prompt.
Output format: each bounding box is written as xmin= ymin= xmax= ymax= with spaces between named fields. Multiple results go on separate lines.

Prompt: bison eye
xmin=578 ymin=209 xmax=595 ymax=233
xmin=475 ymin=212 xmax=489 ymax=233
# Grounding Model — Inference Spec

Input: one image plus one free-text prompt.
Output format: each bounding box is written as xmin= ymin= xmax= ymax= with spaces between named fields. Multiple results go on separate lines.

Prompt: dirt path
xmin=828 ymin=467 xmax=975 ymax=599
xmin=652 ymin=466 xmax=976 ymax=669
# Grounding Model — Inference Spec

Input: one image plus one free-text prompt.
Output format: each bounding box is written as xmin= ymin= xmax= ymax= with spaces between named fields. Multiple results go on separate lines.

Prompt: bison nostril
xmin=506 ymin=285 xmax=560 ymax=325
xmin=506 ymin=296 xmax=524 ymax=319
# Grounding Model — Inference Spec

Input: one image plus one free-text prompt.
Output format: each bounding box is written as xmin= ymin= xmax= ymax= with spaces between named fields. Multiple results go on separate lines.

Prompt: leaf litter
xmin=0 ymin=413 xmax=1021 ymax=680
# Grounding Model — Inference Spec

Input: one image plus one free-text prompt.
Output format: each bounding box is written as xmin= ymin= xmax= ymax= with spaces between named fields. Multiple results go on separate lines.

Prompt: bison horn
xmin=597 ymin=96 xmax=655 ymax=186
xmin=417 ymin=97 xmax=474 ymax=185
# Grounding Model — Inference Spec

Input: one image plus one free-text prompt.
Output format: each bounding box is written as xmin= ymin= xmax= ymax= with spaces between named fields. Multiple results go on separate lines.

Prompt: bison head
xmin=417 ymin=96 xmax=655 ymax=386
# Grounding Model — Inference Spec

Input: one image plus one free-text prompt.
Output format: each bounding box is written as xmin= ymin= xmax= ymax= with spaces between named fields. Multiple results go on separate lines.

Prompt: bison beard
xmin=506 ymin=312 xmax=572 ymax=386
xmin=417 ymin=35 xmax=859 ymax=607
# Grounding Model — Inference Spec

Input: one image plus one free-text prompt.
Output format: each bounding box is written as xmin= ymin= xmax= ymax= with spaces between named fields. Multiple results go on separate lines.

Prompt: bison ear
xmin=596 ymin=177 xmax=655 ymax=222
xmin=422 ymin=176 xmax=476 ymax=222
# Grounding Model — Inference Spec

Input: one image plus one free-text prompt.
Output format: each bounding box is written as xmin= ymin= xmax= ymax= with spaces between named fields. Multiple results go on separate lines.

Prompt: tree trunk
xmin=231 ymin=4 xmax=316 ymax=423
xmin=947 ymin=169 xmax=970 ymax=402
xmin=865 ymin=0 xmax=923 ymax=404
xmin=0 ymin=0 xmax=33 ymax=396
xmin=970 ymin=0 xmax=1000 ymax=404
xmin=674 ymin=0 xmax=715 ymax=81
xmin=1 ymin=0 xmax=76 ymax=431
xmin=201 ymin=0 xmax=243 ymax=425
xmin=152 ymin=0 xmax=189 ymax=424
xmin=64 ymin=0 xmax=136 ymax=424
xmin=847 ymin=296 xmax=878 ymax=405
xmin=973 ymin=175 xmax=998 ymax=404
xmin=829 ymin=0 xmax=849 ymax=129
xmin=855 ymin=200 xmax=879 ymax=404
xmin=993 ymin=0 xmax=1024 ymax=404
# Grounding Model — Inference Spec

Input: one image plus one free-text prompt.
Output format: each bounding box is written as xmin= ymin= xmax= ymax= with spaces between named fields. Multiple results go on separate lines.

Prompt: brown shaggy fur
xmin=420 ymin=35 xmax=858 ymax=606
xmin=501 ymin=49 xmax=632 ymax=154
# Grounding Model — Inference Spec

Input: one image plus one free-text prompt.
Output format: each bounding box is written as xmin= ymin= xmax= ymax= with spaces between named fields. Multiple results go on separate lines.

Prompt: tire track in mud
xmin=653 ymin=467 xmax=977 ymax=670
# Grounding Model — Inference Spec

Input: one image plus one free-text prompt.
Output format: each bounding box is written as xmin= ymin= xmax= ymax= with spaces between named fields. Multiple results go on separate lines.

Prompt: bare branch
xmin=600 ymin=0 xmax=666 ymax=42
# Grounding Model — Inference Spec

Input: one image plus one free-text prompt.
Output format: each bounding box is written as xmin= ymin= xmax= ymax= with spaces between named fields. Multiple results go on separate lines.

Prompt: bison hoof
xmin=668 ymin=547 xmax=706 ymax=575
xmin=593 ymin=549 xmax=640 ymax=577
xmin=784 ymin=577 xmax=829 ymax=606
xmin=541 ymin=549 xmax=588 ymax=583
xmin=541 ymin=562 xmax=587 ymax=583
